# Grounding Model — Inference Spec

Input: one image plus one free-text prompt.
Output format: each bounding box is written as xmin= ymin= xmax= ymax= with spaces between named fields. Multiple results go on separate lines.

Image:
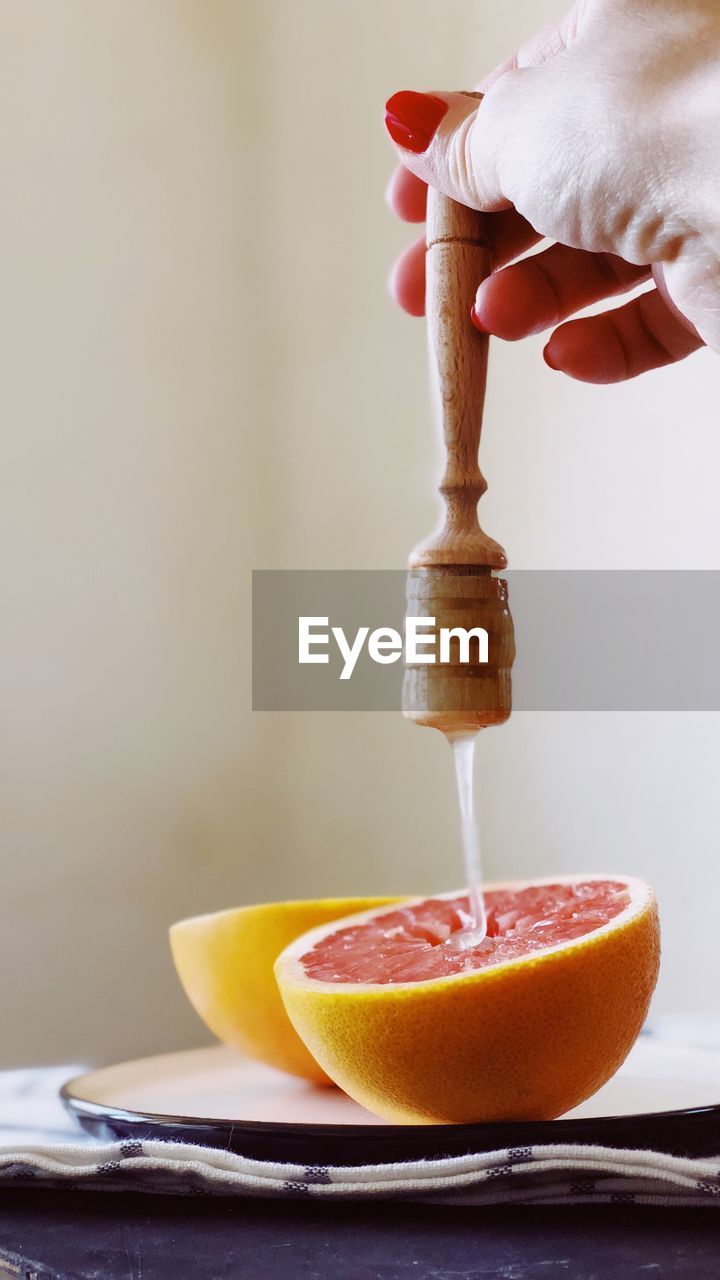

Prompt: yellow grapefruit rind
xmin=275 ymin=875 xmax=660 ymax=1123
xmin=170 ymin=897 xmax=399 ymax=1085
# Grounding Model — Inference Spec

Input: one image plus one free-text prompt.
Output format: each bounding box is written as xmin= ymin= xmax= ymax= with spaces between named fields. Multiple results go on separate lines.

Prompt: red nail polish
xmin=470 ymin=305 xmax=488 ymax=333
xmin=385 ymin=91 xmax=448 ymax=154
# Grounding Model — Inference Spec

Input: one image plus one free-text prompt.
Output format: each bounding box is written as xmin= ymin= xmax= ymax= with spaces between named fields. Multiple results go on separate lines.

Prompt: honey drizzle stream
xmin=447 ymin=731 xmax=489 ymax=950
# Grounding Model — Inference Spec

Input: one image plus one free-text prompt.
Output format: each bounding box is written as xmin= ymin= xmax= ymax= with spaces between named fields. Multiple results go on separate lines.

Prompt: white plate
xmin=62 ymin=1037 xmax=720 ymax=1164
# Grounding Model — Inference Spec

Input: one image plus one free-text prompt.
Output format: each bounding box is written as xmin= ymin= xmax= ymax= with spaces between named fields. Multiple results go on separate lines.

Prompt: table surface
xmin=1 ymin=1191 xmax=719 ymax=1279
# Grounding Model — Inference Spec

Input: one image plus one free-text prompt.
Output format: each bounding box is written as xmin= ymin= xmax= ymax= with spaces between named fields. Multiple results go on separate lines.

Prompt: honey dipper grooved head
xmin=402 ymin=566 xmax=515 ymax=733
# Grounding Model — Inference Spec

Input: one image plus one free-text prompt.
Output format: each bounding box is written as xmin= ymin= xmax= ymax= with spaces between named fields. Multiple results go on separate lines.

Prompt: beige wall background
xmin=1 ymin=0 xmax=719 ymax=1067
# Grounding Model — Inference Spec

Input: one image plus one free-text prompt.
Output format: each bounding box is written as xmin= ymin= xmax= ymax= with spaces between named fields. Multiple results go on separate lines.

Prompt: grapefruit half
xmin=275 ymin=876 xmax=660 ymax=1122
xmin=170 ymin=897 xmax=398 ymax=1084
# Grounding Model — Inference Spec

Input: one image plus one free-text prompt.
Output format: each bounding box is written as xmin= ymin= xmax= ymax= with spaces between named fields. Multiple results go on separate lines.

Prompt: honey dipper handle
xmin=410 ymin=190 xmax=507 ymax=569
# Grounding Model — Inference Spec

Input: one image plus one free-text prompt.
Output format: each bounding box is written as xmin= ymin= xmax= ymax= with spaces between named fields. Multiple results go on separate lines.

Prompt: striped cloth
xmin=1 ymin=1030 xmax=720 ymax=1205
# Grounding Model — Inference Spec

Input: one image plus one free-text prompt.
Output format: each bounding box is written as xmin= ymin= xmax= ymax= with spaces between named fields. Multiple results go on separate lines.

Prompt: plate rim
xmin=59 ymin=1052 xmax=720 ymax=1143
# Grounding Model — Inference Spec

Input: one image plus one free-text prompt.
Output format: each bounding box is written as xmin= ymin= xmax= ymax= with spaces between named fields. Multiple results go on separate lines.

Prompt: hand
xmin=384 ymin=0 xmax=720 ymax=383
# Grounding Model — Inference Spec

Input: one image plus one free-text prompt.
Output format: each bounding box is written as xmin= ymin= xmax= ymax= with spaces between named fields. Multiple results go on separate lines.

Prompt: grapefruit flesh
xmin=303 ymin=881 xmax=631 ymax=984
xmin=276 ymin=876 xmax=660 ymax=1124
xmin=169 ymin=897 xmax=399 ymax=1085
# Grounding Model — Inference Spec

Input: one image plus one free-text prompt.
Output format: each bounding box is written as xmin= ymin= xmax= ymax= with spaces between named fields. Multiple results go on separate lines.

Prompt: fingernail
xmin=470 ymin=305 xmax=489 ymax=333
xmin=385 ymin=91 xmax=448 ymax=154
xmin=543 ymin=343 xmax=560 ymax=371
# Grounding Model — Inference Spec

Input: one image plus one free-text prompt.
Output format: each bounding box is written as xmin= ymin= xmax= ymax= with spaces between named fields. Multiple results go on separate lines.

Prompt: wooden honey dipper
xmin=402 ymin=186 xmax=515 ymax=734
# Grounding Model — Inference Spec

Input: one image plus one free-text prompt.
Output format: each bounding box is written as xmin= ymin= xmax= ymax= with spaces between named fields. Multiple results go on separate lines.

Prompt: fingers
xmin=385 ymin=89 xmax=511 ymax=212
xmin=386 ymin=167 xmax=427 ymax=223
xmin=390 ymin=235 xmax=426 ymax=317
xmin=544 ymin=288 xmax=705 ymax=383
xmin=473 ymin=246 xmax=650 ymax=341
xmin=489 ymin=208 xmax=544 ymax=272
xmin=390 ymin=232 xmax=704 ymax=381
xmin=386 ymin=4 xmax=583 ymax=218
xmin=389 ymin=208 xmax=542 ymax=317
xmin=383 ymin=0 xmax=587 ymax=214
xmin=384 ymin=3 xmax=587 ymax=219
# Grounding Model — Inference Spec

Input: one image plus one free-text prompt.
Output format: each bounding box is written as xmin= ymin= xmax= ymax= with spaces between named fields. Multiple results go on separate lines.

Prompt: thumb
xmin=384 ymin=88 xmax=515 ymax=213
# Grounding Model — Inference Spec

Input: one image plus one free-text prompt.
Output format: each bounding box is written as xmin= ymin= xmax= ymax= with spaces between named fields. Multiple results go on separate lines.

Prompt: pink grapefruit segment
xmin=303 ymin=880 xmax=631 ymax=984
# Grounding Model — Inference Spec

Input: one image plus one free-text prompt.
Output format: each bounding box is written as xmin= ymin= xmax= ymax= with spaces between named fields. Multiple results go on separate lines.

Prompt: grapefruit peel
xmin=275 ymin=876 xmax=660 ymax=1123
